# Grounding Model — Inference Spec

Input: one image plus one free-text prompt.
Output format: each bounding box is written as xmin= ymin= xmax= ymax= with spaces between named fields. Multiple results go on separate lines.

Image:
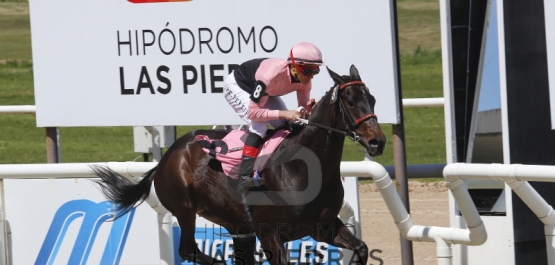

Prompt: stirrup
xmin=237 ymin=170 xmax=265 ymax=193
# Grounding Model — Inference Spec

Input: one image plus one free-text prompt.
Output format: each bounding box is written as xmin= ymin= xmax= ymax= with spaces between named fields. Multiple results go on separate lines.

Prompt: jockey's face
xmin=292 ymin=63 xmax=319 ymax=84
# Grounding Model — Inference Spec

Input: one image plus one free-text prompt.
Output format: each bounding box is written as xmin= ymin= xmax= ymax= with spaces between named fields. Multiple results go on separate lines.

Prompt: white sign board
xmin=30 ymin=0 xmax=400 ymax=127
xmin=545 ymin=0 xmax=555 ymax=129
xmin=2 ymin=176 xmax=363 ymax=264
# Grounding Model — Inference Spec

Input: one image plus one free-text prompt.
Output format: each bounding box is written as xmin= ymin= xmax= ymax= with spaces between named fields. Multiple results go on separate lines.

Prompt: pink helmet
xmin=288 ymin=42 xmax=324 ymax=65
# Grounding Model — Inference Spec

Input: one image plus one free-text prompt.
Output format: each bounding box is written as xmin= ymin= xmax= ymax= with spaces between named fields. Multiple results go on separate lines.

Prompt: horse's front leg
xmin=313 ymin=217 xmax=369 ymax=264
xmin=231 ymin=235 xmax=256 ymax=265
xmin=258 ymin=237 xmax=287 ymax=265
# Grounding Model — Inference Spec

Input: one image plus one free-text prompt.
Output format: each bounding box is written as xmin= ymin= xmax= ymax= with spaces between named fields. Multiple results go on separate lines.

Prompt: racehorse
xmin=91 ymin=65 xmax=386 ymax=265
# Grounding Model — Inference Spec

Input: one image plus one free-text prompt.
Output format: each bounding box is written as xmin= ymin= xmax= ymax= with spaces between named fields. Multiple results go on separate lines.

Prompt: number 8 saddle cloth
xmin=195 ymin=129 xmax=290 ymax=180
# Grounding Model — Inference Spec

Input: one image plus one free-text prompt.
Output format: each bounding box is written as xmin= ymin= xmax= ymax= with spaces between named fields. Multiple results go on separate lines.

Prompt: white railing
xmin=342 ymin=161 xmax=486 ymax=265
xmin=0 ymin=98 xmax=445 ymax=116
xmin=443 ymin=163 xmax=555 ymax=265
xmin=0 ymin=161 xmax=371 ymax=265
xmin=0 ymin=160 xmax=483 ymax=265
xmin=0 ymin=105 xmax=36 ymax=114
xmin=402 ymin=97 xmax=445 ymax=107
xmin=0 ymin=162 xmax=156 ymax=178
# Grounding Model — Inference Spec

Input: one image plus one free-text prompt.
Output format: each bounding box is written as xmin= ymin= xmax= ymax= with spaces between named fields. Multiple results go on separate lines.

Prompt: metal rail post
xmin=45 ymin=127 xmax=60 ymax=163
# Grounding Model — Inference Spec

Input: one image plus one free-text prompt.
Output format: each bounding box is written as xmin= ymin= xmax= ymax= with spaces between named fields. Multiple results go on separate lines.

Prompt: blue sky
xmin=477 ymin=0 xmax=501 ymax=111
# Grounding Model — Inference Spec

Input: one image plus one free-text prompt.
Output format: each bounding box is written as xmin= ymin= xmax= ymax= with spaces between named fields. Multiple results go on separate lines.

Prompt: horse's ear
xmin=350 ymin=64 xmax=361 ymax=80
xmin=326 ymin=66 xmax=344 ymax=84
xmin=326 ymin=66 xmax=342 ymax=104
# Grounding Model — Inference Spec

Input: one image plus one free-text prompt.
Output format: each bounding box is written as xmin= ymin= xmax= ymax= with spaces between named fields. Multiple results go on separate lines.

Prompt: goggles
xmin=289 ymin=50 xmax=321 ymax=76
xmin=295 ymin=64 xmax=320 ymax=76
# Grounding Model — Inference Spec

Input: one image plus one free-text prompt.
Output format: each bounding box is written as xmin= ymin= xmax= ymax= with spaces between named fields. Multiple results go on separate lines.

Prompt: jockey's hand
xmin=306 ymin=98 xmax=317 ymax=116
xmin=279 ymin=110 xmax=302 ymax=121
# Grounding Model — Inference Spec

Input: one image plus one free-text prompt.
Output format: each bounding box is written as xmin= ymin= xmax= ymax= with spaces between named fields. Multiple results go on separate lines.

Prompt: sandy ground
xmin=359 ymin=180 xmax=450 ymax=265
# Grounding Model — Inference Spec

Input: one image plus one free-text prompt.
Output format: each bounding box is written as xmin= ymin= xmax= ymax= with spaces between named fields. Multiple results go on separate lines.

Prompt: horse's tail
xmin=90 ymin=165 xmax=157 ymax=220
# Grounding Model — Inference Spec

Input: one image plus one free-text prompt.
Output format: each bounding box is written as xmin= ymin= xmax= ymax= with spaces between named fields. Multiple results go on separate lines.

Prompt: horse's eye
xmin=347 ymin=100 xmax=355 ymax=107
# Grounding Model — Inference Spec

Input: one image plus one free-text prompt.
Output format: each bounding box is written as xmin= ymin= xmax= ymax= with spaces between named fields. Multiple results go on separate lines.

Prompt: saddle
xmin=195 ymin=129 xmax=290 ymax=180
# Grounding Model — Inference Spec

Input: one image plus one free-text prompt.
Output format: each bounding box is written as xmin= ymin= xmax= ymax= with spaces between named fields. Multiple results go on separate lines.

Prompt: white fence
xmin=444 ymin=163 xmax=555 ymax=265
xmin=14 ymin=161 xmax=553 ymax=265
xmin=0 ymin=161 xmax=370 ymax=265
xmin=0 ymin=160 xmax=489 ymax=265
xmin=0 ymin=98 xmax=444 ymax=115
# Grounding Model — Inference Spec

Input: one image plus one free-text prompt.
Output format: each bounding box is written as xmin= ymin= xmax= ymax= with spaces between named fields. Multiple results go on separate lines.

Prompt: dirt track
xmin=359 ymin=181 xmax=450 ymax=265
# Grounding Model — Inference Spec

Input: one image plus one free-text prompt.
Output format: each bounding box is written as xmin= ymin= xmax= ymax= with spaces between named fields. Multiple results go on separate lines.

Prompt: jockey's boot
xmin=237 ymin=133 xmax=265 ymax=193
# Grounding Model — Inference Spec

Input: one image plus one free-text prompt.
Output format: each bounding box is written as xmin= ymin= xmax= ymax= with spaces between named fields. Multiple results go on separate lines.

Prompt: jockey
xmin=223 ymin=42 xmax=324 ymax=193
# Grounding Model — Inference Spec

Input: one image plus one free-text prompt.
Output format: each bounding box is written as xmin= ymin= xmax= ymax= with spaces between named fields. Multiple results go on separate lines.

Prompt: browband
xmin=339 ymin=81 xmax=365 ymax=90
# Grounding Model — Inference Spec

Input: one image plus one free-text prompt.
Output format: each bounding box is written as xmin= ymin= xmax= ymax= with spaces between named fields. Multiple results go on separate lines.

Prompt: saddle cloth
xmin=195 ymin=129 xmax=290 ymax=180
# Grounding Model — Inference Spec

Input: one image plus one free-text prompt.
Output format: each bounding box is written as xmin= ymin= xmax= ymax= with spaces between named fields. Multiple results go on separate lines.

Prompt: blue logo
xmin=35 ymin=199 xmax=135 ymax=265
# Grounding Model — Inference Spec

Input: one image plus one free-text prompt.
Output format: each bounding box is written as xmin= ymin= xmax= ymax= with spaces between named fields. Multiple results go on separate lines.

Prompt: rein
xmin=296 ymin=80 xmax=377 ymax=142
xmin=296 ymin=118 xmax=347 ymax=135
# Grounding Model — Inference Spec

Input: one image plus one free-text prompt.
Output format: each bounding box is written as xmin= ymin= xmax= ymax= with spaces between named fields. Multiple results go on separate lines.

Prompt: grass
xmin=397 ymin=0 xmax=442 ymax=55
xmin=0 ymin=2 xmax=31 ymax=62
xmin=400 ymin=49 xmax=443 ymax=98
xmin=0 ymin=1 xmax=445 ymax=166
xmin=0 ymin=60 xmax=34 ymax=105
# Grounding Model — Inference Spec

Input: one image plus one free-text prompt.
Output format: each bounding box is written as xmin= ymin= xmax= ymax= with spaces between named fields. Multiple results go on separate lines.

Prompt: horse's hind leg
xmin=173 ymin=207 xmax=226 ymax=264
xmin=155 ymin=175 xmax=224 ymax=264
xmin=313 ymin=217 xmax=369 ymax=264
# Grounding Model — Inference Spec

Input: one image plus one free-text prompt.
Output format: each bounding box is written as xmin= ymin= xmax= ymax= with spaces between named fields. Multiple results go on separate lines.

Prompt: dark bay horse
xmin=92 ymin=65 xmax=386 ymax=265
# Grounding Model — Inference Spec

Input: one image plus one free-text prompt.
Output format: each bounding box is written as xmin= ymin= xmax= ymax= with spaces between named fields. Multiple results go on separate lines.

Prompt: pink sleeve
xmin=297 ymin=84 xmax=311 ymax=109
xmin=247 ymin=97 xmax=280 ymax=121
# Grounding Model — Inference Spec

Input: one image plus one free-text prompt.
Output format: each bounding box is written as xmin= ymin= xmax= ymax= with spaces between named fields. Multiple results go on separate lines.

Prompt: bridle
xmin=296 ymin=80 xmax=378 ymax=142
xmin=336 ymin=81 xmax=378 ymax=142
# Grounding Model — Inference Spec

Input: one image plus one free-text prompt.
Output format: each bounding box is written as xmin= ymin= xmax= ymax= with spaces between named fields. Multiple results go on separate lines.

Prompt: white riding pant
xmin=223 ymin=72 xmax=287 ymax=137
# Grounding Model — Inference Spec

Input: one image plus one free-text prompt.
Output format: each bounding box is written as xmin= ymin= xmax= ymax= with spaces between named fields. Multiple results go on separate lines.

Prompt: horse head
xmin=323 ymin=64 xmax=386 ymax=156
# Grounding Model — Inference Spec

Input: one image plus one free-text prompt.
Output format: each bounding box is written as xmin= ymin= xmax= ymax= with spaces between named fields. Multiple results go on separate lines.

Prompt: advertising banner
xmin=29 ymin=0 xmax=400 ymax=127
xmin=3 ymin=178 xmax=161 ymax=265
xmin=2 ymin=177 xmax=364 ymax=264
